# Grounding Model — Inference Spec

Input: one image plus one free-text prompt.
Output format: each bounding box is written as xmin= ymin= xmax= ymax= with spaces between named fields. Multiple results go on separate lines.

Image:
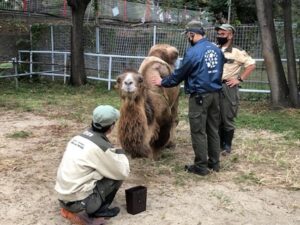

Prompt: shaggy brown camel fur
xmin=115 ymin=44 xmax=180 ymax=159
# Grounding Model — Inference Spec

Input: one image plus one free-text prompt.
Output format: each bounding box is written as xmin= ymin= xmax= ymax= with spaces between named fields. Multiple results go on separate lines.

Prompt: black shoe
xmin=184 ymin=164 xmax=210 ymax=176
xmin=208 ymin=163 xmax=220 ymax=172
xmin=221 ymin=143 xmax=231 ymax=156
xmin=93 ymin=207 xmax=120 ymax=218
xmin=221 ymin=149 xmax=231 ymax=156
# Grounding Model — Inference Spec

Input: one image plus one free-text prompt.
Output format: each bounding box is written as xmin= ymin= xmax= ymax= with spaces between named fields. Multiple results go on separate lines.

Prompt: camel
xmin=115 ymin=44 xmax=180 ymax=159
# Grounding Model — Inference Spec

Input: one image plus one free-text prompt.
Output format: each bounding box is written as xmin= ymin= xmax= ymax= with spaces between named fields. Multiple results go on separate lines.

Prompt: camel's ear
xmin=115 ymin=75 xmax=122 ymax=89
xmin=137 ymin=74 xmax=144 ymax=83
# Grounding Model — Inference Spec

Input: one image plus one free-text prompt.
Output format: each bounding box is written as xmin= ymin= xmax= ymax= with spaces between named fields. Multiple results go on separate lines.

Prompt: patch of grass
xmin=234 ymin=171 xmax=262 ymax=185
xmin=246 ymin=151 xmax=265 ymax=163
xmin=210 ymin=190 xmax=233 ymax=211
xmin=237 ymin=101 xmax=300 ymax=140
xmin=210 ymin=190 xmax=232 ymax=204
xmin=0 ymin=78 xmax=120 ymax=122
xmin=221 ymin=154 xmax=239 ymax=171
xmin=6 ymin=130 xmax=31 ymax=138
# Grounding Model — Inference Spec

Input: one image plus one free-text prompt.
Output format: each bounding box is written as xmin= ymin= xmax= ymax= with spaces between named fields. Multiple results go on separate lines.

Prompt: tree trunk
xmin=67 ymin=0 xmax=91 ymax=86
xmin=255 ymin=0 xmax=290 ymax=108
xmin=280 ymin=0 xmax=300 ymax=108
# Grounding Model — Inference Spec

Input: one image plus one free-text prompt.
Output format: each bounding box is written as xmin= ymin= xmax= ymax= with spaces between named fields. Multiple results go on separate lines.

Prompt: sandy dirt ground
xmin=0 ymin=108 xmax=299 ymax=225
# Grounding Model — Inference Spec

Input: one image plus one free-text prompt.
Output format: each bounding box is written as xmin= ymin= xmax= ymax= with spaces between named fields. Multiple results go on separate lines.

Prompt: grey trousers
xmin=60 ymin=178 xmax=123 ymax=216
xmin=189 ymin=92 xmax=220 ymax=169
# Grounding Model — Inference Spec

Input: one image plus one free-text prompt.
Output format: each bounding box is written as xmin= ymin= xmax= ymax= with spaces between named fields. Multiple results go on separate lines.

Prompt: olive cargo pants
xmin=220 ymin=83 xmax=239 ymax=131
xmin=189 ymin=92 xmax=220 ymax=169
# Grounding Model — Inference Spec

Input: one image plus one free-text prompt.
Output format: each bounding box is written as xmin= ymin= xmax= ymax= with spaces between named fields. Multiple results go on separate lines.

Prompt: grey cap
xmin=181 ymin=20 xmax=205 ymax=35
xmin=92 ymin=105 xmax=120 ymax=128
xmin=215 ymin=24 xmax=236 ymax=33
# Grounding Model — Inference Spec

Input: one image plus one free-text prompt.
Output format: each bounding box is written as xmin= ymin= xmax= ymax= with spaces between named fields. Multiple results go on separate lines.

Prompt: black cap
xmin=182 ymin=20 xmax=205 ymax=35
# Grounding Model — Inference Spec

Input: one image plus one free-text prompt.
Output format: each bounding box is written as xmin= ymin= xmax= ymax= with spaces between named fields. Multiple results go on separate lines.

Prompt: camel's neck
xmin=120 ymin=93 xmax=154 ymax=125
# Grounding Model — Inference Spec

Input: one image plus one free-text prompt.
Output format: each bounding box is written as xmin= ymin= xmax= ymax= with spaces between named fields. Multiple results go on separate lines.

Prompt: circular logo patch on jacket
xmin=204 ymin=50 xmax=218 ymax=69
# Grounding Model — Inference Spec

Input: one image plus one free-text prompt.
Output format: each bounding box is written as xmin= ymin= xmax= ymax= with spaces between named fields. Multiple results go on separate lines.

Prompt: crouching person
xmin=55 ymin=105 xmax=130 ymax=225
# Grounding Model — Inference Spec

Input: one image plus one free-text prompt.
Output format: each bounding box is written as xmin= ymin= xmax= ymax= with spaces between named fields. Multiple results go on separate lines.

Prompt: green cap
xmin=182 ymin=20 xmax=205 ymax=35
xmin=92 ymin=105 xmax=120 ymax=128
xmin=215 ymin=24 xmax=236 ymax=33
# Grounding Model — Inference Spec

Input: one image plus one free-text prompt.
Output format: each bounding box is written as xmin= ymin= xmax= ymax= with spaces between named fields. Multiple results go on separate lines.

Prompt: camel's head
xmin=148 ymin=44 xmax=179 ymax=67
xmin=115 ymin=69 xmax=146 ymax=100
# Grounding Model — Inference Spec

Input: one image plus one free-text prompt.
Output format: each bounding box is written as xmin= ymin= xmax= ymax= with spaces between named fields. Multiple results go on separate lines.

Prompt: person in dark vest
xmin=152 ymin=20 xmax=224 ymax=176
xmin=55 ymin=105 xmax=130 ymax=224
xmin=215 ymin=24 xmax=256 ymax=155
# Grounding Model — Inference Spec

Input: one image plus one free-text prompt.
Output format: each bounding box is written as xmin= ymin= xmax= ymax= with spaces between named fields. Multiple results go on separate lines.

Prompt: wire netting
xmin=0 ymin=0 xmax=213 ymax=24
xmin=0 ymin=0 xmax=299 ymax=94
xmin=29 ymin=23 xmax=298 ymax=80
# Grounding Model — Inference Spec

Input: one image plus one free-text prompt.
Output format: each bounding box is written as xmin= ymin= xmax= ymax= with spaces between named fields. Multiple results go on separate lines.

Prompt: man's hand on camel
xmin=151 ymin=76 xmax=162 ymax=86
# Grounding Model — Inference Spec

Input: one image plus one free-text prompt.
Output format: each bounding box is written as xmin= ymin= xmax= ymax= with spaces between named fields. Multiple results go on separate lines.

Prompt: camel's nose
xmin=124 ymin=80 xmax=133 ymax=86
xmin=122 ymin=80 xmax=135 ymax=93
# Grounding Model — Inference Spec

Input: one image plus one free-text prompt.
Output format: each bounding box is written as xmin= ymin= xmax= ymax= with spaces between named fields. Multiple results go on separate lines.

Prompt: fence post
xmin=96 ymin=27 xmax=100 ymax=78
xmin=29 ymin=24 xmax=32 ymax=79
xmin=13 ymin=57 xmax=19 ymax=89
xmin=64 ymin=53 xmax=67 ymax=84
xmin=51 ymin=25 xmax=55 ymax=81
xmin=298 ymin=58 xmax=300 ymax=89
xmin=108 ymin=56 xmax=112 ymax=90
xmin=153 ymin=25 xmax=157 ymax=46
xmin=30 ymin=50 xmax=33 ymax=79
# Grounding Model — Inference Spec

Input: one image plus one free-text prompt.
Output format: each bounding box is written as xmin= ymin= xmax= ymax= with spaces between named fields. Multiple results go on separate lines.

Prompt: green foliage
xmin=233 ymin=0 xmax=257 ymax=23
xmin=92 ymin=0 xmax=98 ymax=12
xmin=6 ymin=130 xmax=31 ymax=139
xmin=0 ymin=63 xmax=13 ymax=70
xmin=31 ymin=24 xmax=49 ymax=47
xmin=207 ymin=0 xmax=257 ymax=24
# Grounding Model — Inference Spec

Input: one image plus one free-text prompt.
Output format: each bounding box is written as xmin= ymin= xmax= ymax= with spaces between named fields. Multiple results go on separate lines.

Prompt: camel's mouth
xmin=122 ymin=86 xmax=137 ymax=93
xmin=121 ymin=90 xmax=137 ymax=99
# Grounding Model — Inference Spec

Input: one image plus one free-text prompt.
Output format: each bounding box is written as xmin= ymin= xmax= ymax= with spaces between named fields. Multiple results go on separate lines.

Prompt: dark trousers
xmin=60 ymin=178 xmax=123 ymax=216
xmin=220 ymin=83 xmax=239 ymax=131
xmin=188 ymin=92 xmax=220 ymax=169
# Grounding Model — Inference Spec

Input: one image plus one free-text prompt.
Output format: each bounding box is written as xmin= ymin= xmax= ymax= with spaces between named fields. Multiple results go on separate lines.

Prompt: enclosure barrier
xmin=3 ymin=49 xmax=300 ymax=94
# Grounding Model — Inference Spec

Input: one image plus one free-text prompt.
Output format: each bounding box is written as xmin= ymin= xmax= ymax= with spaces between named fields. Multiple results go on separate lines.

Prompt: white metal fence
xmin=1 ymin=24 xmax=299 ymax=94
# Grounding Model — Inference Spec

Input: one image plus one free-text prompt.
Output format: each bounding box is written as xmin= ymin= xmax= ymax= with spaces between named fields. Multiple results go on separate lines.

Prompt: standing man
xmin=55 ymin=105 xmax=130 ymax=224
xmin=215 ymin=24 xmax=256 ymax=155
xmin=152 ymin=20 xmax=224 ymax=176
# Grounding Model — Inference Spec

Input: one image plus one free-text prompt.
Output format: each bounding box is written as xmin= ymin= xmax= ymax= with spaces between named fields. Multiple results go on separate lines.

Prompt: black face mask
xmin=188 ymin=34 xmax=195 ymax=46
xmin=189 ymin=39 xmax=195 ymax=46
xmin=216 ymin=37 xmax=228 ymax=46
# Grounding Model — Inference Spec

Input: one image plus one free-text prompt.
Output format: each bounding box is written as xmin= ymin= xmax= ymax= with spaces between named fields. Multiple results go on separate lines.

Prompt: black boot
xmin=221 ymin=130 xmax=234 ymax=155
xmin=93 ymin=206 xmax=120 ymax=218
xmin=219 ymin=128 xmax=226 ymax=150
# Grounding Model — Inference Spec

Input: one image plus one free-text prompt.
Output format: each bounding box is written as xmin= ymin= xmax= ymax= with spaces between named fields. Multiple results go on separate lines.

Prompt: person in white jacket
xmin=55 ymin=105 xmax=130 ymax=223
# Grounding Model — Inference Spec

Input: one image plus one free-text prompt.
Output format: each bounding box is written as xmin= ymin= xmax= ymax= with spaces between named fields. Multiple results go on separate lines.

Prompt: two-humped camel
xmin=115 ymin=44 xmax=180 ymax=159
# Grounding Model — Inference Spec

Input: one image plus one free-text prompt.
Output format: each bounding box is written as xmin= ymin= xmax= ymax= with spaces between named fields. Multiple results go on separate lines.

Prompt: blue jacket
xmin=161 ymin=38 xmax=224 ymax=94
